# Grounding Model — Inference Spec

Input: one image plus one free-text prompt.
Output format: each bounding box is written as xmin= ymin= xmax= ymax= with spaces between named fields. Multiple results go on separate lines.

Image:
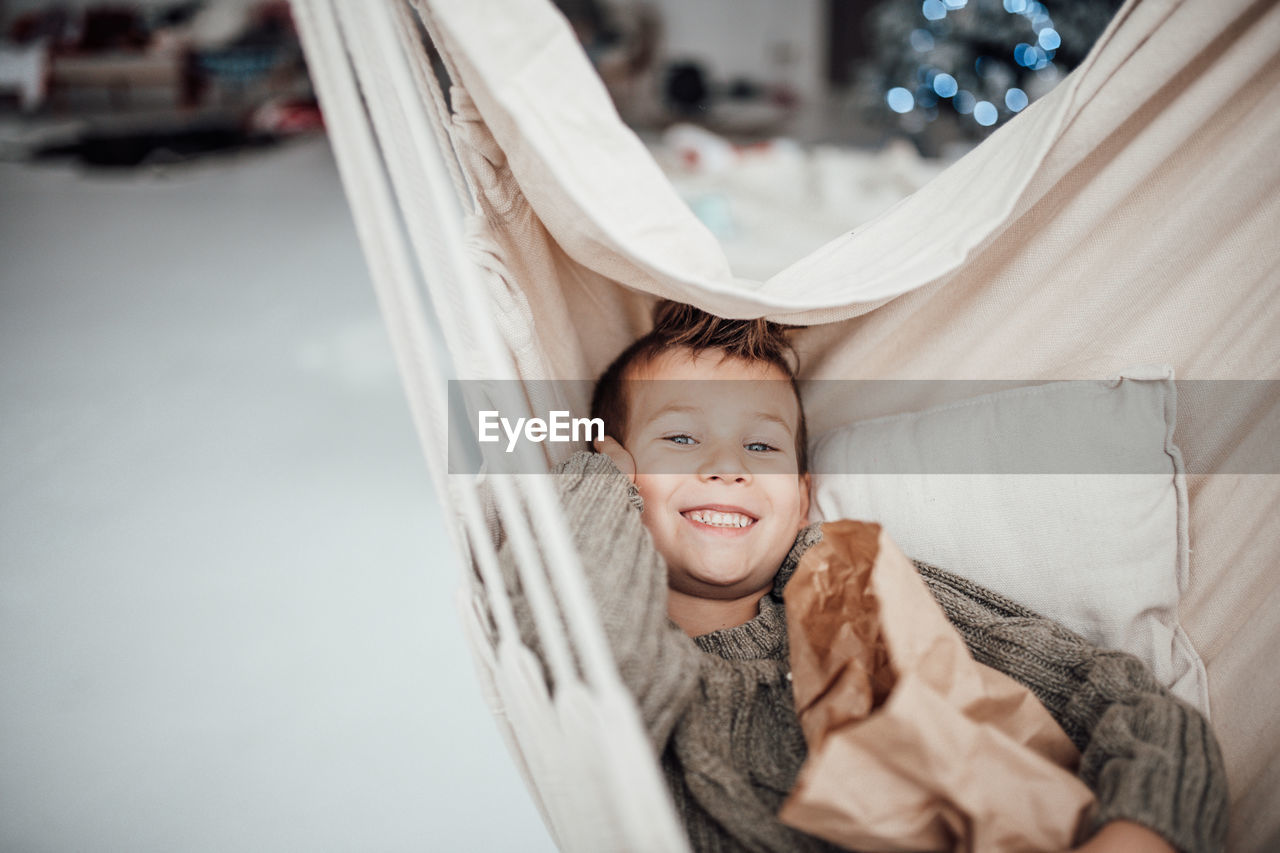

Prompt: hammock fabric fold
xmin=295 ymin=0 xmax=1279 ymax=849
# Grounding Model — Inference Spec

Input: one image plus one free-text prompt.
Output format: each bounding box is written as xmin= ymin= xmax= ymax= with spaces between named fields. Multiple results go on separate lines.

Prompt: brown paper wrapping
xmin=779 ymin=521 xmax=1095 ymax=853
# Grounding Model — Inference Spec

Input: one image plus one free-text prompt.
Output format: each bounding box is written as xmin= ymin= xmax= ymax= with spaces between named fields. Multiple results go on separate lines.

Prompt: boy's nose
xmin=700 ymin=471 xmax=750 ymax=484
xmin=697 ymin=451 xmax=752 ymax=484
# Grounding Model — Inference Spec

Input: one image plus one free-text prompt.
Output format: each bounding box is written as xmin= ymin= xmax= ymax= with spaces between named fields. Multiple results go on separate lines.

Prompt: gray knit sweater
xmin=490 ymin=452 xmax=1227 ymax=853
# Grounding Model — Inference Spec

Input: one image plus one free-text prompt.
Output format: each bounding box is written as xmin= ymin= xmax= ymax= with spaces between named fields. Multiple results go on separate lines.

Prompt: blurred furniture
xmin=7 ymin=6 xmax=196 ymax=109
xmin=0 ymin=41 xmax=48 ymax=111
xmin=49 ymin=49 xmax=195 ymax=109
xmin=6 ymin=2 xmax=304 ymax=112
xmin=190 ymin=2 xmax=304 ymax=106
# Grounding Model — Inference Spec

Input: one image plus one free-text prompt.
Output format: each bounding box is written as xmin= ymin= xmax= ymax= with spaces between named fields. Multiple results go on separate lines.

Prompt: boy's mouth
xmin=681 ymin=507 xmax=758 ymax=529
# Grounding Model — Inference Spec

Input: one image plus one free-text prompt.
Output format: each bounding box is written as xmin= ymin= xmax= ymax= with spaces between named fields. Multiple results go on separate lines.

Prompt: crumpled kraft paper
xmin=779 ymin=521 xmax=1095 ymax=853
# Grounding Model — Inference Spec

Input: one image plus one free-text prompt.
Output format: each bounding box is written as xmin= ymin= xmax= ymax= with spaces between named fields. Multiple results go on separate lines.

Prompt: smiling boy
xmin=596 ymin=345 xmax=810 ymax=636
xmin=494 ymin=302 xmax=1227 ymax=853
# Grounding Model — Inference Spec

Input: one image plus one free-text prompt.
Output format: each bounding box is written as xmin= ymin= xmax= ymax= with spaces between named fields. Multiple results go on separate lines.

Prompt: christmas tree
xmin=860 ymin=0 xmax=1122 ymax=144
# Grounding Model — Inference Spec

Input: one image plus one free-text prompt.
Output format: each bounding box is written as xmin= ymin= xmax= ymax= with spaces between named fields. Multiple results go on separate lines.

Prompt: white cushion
xmin=809 ymin=367 xmax=1208 ymax=714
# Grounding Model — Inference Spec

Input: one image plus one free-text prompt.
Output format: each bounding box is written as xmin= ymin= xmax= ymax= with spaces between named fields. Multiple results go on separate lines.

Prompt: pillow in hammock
xmin=808 ymin=367 xmax=1208 ymax=714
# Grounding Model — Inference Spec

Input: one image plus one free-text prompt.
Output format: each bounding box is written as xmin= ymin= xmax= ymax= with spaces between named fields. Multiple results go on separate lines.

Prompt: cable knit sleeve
xmin=486 ymin=451 xmax=704 ymax=753
xmin=914 ymin=561 xmax=1228 ymax=853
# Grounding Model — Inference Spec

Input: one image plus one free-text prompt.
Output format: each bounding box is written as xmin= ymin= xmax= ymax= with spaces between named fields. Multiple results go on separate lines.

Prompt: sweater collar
xmin=691 ymin=523 xmax=824 ymax=660
xmin=771 ymin=522 xmax=825 ymax=599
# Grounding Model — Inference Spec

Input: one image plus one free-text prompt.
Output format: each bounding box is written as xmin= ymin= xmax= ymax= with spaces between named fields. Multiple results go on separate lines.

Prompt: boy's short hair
xmin=590 ymin=300 xmax=809 ymax=474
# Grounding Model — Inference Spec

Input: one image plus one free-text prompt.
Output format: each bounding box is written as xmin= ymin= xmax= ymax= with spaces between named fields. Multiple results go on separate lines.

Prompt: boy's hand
xmin=1070 ymin=821 xmax=1177 ymax=853
xmin=594 ymin=436 xmax=637 ymax=484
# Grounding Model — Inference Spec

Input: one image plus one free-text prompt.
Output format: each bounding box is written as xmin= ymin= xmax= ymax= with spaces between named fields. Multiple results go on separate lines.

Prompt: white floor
xmin=0 ymin=137 xmax=555 ymax=852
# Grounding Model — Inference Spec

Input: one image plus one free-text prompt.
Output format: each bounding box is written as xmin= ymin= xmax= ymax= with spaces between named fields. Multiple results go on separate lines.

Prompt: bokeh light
xmin=883 ymin=0 xmax=1087 ymax=134
xmin=1019 ymin=43 xmax=1054 ymax=70
xmin=886 ymin=87 xmax=916 ymax=113
xmin=1027 ymin=4 xmax=1052 ymax=29
xmin=910 ymin=29 xmax=936 ymax=52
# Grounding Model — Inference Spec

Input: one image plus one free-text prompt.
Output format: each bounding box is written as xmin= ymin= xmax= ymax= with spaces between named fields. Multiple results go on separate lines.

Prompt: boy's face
xmin=620 ymin=348 xmax=810 ymax=602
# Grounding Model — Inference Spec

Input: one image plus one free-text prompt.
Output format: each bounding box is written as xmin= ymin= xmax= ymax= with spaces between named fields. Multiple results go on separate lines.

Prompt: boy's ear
xmin=594 ymin=435 xmax=637 ymax=484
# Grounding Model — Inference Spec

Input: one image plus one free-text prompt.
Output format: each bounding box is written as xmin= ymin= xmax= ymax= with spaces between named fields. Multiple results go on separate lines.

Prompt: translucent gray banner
xmin=447 ymin=379 xmax=1279 ymax=475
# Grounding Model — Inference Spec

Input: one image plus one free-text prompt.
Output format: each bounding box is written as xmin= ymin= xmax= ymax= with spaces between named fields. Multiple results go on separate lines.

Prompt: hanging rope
xmin=292 ymin=2 xmax=693 ymax=849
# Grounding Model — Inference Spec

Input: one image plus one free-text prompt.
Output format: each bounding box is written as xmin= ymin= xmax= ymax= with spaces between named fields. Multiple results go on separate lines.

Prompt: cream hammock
xmin=289 ymin=0 xmax=1279 ymax=849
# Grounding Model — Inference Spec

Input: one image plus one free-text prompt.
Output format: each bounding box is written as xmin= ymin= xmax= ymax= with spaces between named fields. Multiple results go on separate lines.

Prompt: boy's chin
xmin=676 ymin=563 xmax=771 ymax=598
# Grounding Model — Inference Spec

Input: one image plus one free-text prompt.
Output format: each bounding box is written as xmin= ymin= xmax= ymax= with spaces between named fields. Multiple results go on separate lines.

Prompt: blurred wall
xmin=647 ymin=0 xmax=826 ymax=102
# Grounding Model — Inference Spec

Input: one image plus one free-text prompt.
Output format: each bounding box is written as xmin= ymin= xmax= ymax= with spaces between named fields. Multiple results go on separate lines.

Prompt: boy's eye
xmin=745 ymin=442 xmax=779 ymax=453
xmin=664 ymin=434 xmax=697 ymax=446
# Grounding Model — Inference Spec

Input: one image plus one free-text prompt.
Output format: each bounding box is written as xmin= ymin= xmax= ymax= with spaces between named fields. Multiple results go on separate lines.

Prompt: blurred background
xmin=0 ymin=0 xmax=1119 ymax=849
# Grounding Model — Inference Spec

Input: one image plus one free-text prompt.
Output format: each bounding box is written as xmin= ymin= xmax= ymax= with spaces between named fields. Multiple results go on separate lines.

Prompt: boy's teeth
xmin=686 ymin=510 xmax=753 ymax=528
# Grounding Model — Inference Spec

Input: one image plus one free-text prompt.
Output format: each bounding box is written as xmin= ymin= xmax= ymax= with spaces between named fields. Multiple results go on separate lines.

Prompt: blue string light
xmin=890 ymin=0 xmax=1068 ymax=129
xmin=886 ymin=87 xmax=916 ymax=113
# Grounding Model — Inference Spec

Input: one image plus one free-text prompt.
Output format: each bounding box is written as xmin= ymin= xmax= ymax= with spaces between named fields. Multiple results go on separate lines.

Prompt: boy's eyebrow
xmin=644 ymin=403 xmax=795 ymax=436
xmin=644 ymin=403 xmax=703 ymax=423
xmin=752 ymin=411 xmax=796 ymax=436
